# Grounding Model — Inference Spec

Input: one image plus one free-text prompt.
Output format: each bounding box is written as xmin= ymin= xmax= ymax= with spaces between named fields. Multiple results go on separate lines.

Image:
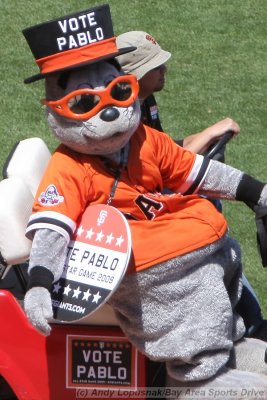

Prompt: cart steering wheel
xmin=205 ymin=130 xmax=234 ymax=161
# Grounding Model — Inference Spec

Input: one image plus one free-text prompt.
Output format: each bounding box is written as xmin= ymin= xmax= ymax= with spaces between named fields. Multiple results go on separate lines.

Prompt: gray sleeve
xmin=198 ymin=159 xmax=244 ymax=199
xmin=28 ymin=228 xmax=68 ymax=282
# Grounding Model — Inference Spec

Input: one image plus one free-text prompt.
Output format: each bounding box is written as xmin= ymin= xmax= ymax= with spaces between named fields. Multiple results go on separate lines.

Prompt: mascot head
xmin=23 ymin=4 xmax=141 ymax=156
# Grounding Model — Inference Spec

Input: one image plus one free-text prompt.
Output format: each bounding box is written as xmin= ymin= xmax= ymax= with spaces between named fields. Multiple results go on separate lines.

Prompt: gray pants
xmin=109 ymin=235 xmax=245 ymax=382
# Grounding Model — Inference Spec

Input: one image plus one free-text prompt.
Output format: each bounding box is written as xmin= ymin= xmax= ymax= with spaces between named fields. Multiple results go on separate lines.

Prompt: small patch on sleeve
xmin=38 ymin=184 xmax=64 ymax=206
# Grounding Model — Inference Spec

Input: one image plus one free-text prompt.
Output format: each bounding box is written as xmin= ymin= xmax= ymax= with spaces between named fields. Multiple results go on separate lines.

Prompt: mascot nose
xmin=100 ymin=107 xmax=120 ymax=122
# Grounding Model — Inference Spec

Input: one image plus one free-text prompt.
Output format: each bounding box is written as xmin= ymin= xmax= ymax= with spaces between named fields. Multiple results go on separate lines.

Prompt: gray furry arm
xmin=24 ymin=229 xmax=68 ymax=336
xmin=198 ymin=159 xmax=267 ymax=206
xmin=28 ymin=228 xmax=68 ymax=283
xmin=198 ymin=160 xmax=243 ymax=199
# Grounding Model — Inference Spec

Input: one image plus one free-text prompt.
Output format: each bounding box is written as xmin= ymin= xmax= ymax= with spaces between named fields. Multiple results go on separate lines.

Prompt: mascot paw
xmin=24 ymin=287 xmax=53 ymax=336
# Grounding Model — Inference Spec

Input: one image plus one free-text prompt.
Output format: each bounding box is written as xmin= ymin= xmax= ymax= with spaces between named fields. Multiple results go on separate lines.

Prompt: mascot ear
xmin=45 ymin=74 xmax=65 ymax=101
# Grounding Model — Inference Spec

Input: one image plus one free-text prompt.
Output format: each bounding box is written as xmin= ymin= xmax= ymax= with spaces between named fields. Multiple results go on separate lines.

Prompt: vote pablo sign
xmin=51 ymin=204 xmax=131 ymax=322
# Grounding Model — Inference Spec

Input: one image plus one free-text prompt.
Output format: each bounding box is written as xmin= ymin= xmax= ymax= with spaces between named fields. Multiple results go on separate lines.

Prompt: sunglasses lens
xmin=68 ymin=94 xmax=100 ymax=114
xmin=111 ymin=81 xmax=132 ymax=101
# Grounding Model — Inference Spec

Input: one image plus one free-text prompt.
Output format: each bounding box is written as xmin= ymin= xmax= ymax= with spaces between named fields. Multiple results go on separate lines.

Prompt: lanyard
xmin=105 ymin=147 xmax=126 ymax=205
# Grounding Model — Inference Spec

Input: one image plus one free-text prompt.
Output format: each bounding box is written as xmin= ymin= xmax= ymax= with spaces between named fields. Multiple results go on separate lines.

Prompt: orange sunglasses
xmin=42 ymin=75 xmax=139 ymax=121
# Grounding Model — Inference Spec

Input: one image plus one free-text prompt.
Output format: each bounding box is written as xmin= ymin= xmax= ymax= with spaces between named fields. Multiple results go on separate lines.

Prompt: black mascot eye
xmin=111 ymin=82 xmax=132 ymax=101
xmin=68 ymin=94 xmax=100 ymax=114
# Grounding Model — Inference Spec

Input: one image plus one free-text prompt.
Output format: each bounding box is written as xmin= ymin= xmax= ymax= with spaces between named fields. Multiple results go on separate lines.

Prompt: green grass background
xmin=1 ymin=1 xmax=267 ymax=315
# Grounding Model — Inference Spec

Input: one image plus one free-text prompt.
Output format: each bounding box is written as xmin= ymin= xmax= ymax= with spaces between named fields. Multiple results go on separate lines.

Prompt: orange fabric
xmin=29 ymin=124 xmax=227 ymax=272
xmin=36 ymin=37 xmax=117 ymax=74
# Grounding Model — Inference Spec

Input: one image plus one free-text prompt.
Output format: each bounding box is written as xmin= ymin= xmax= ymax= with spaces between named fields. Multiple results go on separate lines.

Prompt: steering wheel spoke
xmin=205 ymin=130 xmax=234 ymax=160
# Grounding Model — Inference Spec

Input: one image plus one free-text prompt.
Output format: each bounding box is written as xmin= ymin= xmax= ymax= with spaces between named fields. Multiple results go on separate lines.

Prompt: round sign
xmin=51 ymin=204 xmax=131 ymax=322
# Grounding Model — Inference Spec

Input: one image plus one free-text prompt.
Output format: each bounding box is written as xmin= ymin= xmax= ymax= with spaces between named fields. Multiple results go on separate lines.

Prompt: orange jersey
xmin=26 ymin=123 xmax=227 ymax=272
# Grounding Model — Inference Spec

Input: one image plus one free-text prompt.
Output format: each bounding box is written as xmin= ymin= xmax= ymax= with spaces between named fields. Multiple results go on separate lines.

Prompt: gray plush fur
xmin=24 ymin=61 xmax=267 ymax=392
xmin=199 ymin=159 xmax=244 ymax=199
xmin=108 ymin=234 xmax=244 ymax=381
xmin=228 ymin=337 xmax=267 ymax=375
xmin=46 ymin=62 xmax=141 ymax=156
xmin=28 ymin=229 xmax=68 ymax=281
xmin=24 ymin=286 xmax=53 ymax=335
xmin=166 ymin=368 xmax=267 ymax=399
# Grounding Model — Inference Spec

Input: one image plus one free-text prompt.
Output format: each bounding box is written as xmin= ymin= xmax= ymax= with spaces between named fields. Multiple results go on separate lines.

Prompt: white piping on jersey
xmin=177 ymin=154 xmax=211 ymax=194
xmin=26 ymin=211 xmax=76 ymax=241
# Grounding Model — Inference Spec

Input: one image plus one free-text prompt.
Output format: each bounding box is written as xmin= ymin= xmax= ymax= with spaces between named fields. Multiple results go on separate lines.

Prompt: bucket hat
xmin=116 ymin=31 xmax=171 ymax=80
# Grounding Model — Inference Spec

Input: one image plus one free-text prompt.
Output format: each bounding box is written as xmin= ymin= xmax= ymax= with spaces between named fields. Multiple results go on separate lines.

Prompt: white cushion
xmin=4 ymin=137 xmax=51 ymax=196
xmin=0 ymin=177 xmax=33 ymax=265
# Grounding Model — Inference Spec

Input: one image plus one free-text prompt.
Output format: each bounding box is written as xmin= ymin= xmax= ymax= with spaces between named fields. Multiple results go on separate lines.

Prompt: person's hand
xmin=204 ymin=117 xmax=240 ymax=142
xmin=24 ymin=287 xmax=53 ymax=336
xmin=183 ymin=117 xmax=240 ymax=154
